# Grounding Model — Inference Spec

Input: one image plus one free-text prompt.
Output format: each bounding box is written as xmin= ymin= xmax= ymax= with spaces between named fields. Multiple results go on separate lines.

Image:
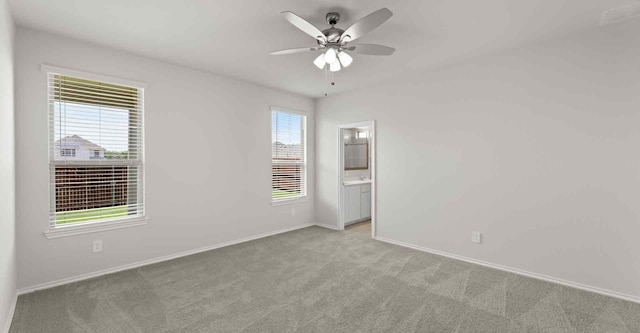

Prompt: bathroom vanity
xmin=343 ymin=180 xmax=371 ymax=225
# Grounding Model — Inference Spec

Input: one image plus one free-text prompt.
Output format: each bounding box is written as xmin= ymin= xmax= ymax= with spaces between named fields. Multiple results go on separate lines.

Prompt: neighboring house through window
xmin=48 ymin=70 xmax=145 ymax=227
xmin=55 ymin=135 xmax=105 ymax=160
xmin=271 ymin=108 xmax=306 ymax=203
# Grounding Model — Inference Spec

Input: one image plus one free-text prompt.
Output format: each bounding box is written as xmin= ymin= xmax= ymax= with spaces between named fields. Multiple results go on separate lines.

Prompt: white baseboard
xmin=18 ymin=223 xmax=314 ymax=295
xmin=375 ymin=236 xmax=640 ymax=305
xmin=3 ymin=291 xmax=17 ymax=333
xmin=315 ymin=223 xmax=341 ymax=231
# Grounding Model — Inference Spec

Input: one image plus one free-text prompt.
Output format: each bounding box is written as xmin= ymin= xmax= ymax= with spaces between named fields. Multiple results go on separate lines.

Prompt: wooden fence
xmin=272 ymin=160 xmax=303 ymax=193
xmin=54 ymin=166 xmax=129 ymax=212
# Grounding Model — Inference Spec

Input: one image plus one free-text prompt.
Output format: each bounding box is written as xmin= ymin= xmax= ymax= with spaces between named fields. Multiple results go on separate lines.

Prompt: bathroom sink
xmin=343 ymin=179 xmax=372 ymax=186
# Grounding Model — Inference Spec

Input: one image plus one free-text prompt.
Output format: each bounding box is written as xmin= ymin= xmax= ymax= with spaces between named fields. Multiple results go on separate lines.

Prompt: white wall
xmin=316 ymin=22 xmax=640 ymax=300
xmin=0 ymin=0 xmax=16 ymax=329
xmin=15 ymin=28 xmax=315 ymax=289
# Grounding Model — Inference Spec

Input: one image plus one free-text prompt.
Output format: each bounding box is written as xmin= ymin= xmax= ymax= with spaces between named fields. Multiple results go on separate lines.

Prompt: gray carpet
xmin=9 ymin=225 xmax=640 ymax=332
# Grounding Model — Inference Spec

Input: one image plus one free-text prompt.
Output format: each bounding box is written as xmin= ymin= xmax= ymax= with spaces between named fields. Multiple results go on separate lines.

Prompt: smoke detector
xmin=601 ymin=2 xmax=640 ymax=26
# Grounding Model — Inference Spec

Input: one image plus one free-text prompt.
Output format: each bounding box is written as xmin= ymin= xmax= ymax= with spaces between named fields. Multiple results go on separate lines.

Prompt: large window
xmin=48 ymin=72 xmax=144 ymax=227
xmin=272 ymin=109 xmax=306 ymax=202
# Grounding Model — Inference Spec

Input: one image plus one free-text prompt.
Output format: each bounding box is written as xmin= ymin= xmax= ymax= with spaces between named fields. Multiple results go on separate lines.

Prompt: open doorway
xmin=337 ymin=121 xmax=375 ymax=238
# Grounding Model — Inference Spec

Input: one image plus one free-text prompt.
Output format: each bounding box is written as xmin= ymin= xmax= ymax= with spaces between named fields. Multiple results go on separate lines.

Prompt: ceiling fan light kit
xmin=313 ymin=54 xmax=326 ymax=69
xmin=324 ymin=47 xmax=337 ymax=64
xmin=329 ymin=60 xmax=341 ymax=72
xmin=338 ymin=51 xmax=353 ymax=67
xmin=271 ymin=8 xmax=395 ymax=73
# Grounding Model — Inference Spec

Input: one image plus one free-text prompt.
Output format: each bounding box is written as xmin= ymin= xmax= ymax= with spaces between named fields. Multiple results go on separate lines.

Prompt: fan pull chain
xmin=323 ymin=66 xmax=336 ymax=97
xmin=324 ymin=65 xmax=329 ymax=96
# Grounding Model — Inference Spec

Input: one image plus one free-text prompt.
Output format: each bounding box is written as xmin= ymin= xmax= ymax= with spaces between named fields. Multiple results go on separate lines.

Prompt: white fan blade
xmin=270 ymin=47 xmax=321 ymax=55
xmin=281 ymin=11 xmax=326 ymax=42
xmin=345 ymin=44 xmax=395 ymax=56
xmin=340 ymin=8 xmax=392 ymax=43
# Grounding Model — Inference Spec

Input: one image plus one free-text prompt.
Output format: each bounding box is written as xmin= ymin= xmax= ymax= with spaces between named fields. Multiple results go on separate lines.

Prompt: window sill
xmin=44 ymin=216 xmax=148 ymax=239
xmin=271 ymin=197 xmax=308 ymax=207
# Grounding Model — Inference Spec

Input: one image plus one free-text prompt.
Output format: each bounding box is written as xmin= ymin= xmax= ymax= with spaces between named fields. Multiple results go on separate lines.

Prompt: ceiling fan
xmin=270 ymin=8 xmax=395 ymax=72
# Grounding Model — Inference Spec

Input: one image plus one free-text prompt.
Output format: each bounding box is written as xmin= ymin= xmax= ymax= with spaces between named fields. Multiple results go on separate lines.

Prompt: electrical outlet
xmin=471 ymin=232 xmax=482 ymax=244
xmin=291 ymin=208 xmax=296 ymax=216
xmin=93 ymin=240 xmax=103 ymax=253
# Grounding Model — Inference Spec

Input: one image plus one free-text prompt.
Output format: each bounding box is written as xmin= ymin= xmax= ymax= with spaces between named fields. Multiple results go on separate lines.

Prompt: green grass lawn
xmin=56 ymin=205 xmax=128 ymax=225
xmin=272 ymin=189 xmax=300 ymax=200
xmin=57 ymin=192 xmax=295 ymax=225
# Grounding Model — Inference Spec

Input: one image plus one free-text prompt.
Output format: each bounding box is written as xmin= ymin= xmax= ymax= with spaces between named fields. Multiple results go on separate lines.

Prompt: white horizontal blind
xmin=48 ymin=73 xmax=144 ymax=226
xmin=272 ymin=110 xmax=306 ymax=201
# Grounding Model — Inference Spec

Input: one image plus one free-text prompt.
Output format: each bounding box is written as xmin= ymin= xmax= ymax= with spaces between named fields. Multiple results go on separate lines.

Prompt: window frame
xmin=42 ymin=65 xmax=148 ymax=238
xmin=61 ymin=148 xmax=76 ymax=157
xmin=270 ymin=106 xmax=308 ymax=206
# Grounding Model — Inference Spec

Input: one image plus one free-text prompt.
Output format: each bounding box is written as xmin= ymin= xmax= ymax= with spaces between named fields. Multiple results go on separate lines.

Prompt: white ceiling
xmin=9 ymin=0 xmax=634 ymax=98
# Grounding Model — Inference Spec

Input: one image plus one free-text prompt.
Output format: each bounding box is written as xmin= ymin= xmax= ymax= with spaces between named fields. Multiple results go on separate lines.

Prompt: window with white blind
xmin=272 ymin=109 xmax=306 ymax=203
xmin=48 ymin=71 xmax=144 ymax=227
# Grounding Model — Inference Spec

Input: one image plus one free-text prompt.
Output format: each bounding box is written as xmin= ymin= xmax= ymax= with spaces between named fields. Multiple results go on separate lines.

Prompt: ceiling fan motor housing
xmin=321 ymin=27 xmax=344 ymax=44
xmin=322 ymin=12 xmax=344 ymax=44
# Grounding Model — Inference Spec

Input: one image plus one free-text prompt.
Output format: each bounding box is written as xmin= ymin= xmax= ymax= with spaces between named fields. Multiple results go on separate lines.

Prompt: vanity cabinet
xmin=344 ymin=183 xmax=371 ymax=225
xmin=361 ymin=189 xmax=371 ymax=220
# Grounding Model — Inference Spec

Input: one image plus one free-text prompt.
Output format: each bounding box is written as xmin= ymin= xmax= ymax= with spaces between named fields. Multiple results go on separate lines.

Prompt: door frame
xmin=337 ymin=120 xmax=376 ymax=238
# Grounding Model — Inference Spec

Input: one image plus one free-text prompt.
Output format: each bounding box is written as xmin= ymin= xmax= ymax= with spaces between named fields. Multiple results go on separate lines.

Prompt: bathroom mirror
xmin=344 ymin=129 xmax=369 ymax=170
